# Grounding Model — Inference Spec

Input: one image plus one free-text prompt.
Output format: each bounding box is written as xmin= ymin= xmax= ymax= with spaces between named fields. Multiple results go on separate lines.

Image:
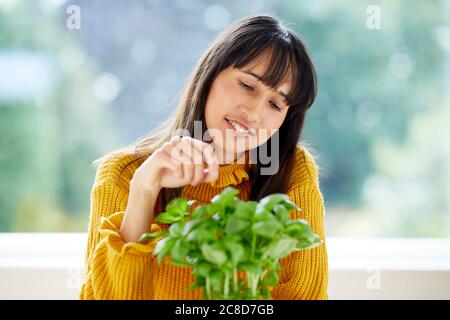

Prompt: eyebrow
xmin=241 ymin=70 xmax=289 ymax=103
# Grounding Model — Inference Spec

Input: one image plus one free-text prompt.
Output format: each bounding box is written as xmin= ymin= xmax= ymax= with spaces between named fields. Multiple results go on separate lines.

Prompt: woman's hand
xmin=121 ymin=135 xmax=220 ymax=243
xmin=132 ymin=135 xmax=220 ymax=193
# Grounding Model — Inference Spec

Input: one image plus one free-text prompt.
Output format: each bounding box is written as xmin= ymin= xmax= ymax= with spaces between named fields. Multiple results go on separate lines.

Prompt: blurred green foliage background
xmin=0 ymin=0 xmax=449 ymax=237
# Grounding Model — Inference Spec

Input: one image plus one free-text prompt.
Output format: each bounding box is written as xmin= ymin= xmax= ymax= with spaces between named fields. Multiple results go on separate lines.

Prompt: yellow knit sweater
xmin=79 ymin=145 xmax=328 ymax=300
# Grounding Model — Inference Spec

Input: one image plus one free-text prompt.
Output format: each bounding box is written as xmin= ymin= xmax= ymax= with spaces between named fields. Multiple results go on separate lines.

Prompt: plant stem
xmin=261 ymin=269 xmax=268 ymax=280
xmin=251 ymin=233 xmax=256 ymax=259
xmin=252 ymin=273 xmax=260 ymax=298
xmin=206 ymin=275 xmax=211 ymax=300
xmin=224 ymin=273 xmax=229 ymax=299
xmin=233 ymin=267 xmax=238 ymax=294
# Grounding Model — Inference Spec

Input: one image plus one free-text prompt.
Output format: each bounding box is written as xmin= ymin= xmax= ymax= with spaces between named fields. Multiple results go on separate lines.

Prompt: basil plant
xmin=140 ymin=186 xmax=322 ymax=300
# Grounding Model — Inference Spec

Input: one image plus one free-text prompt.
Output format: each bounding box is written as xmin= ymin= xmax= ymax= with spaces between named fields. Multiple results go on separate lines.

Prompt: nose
xmin=240 ymin=96 xmax=265 ymax=123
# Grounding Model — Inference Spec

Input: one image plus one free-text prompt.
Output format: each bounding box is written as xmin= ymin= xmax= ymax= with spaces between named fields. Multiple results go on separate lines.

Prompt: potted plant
xmin=140 ymin=186 xmax=322 ymax=300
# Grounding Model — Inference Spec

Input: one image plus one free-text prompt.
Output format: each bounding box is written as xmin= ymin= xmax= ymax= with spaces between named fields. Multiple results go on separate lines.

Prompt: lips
xmin=226 ymin=117 xmax=250 ymax=131
xmin=224 ymin=117 xmax=256 ymax=136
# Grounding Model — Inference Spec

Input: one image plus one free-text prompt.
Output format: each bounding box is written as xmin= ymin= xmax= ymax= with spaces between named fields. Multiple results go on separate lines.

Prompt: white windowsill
xmin=1 ymin=233 xmax=449 ymax=299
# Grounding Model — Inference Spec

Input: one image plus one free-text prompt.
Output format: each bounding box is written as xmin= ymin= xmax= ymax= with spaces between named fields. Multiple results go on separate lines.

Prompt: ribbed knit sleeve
xmin=79 ymin=154 xmax=162 ymax=300
xmin=270 ymin=146 xmax=329 ymax=300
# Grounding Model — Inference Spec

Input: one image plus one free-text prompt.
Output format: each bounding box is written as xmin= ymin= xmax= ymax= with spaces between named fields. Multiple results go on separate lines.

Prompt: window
xmin=0 ymin=0 xmax=449 ymax=239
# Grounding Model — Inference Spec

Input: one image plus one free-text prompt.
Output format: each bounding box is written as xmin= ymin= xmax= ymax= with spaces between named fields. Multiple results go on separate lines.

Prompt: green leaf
xmin=187 ymin=250 xmax=203 ymax=260
xmin=188 ymin=276 xmax=206 ymax=291
xmin=264 ymin=269 xmax=279 ymax=286
xmin=239 ymin=261 xmax=262 ymax=274
xmin=296 ymin=235 xmax=323 ymax=250
xmin=275 ymin=262 xmax=282 ymax=272
xmin=209 ymin=269 xmax=224 ymax=291
xmin=254 ymin=209 xmax=275 ymax=222
xmin=281 ymin=201 xmax=300 ymax=212
xmin=222 ymin=240 xmax=245 ymax=265
xmin=258 ymin=194 xmax=289 ymax=210
xmin=273 ymin=204 xmax=290 ymax=224
xmin=154 ymin=238 xmax=176 ymax=264
xmin=169 ymin=222 xmax=184 ymax=237
xmin=222 ymin=260 xmax=234 ymax=273
xmin=258 ymin=193 xmax=300 ymax=213
xmin=156 ymin=211 xmax=183 ymax=224
xmin=251 ymin=220 xmax=281 ymax=238
xmin=201 ymin=243 xmax=227 ymax=266
xmin=166 ymin=197 xmax=189 ymax=215
xmin=187 ymin=228 xmax=216 ymax=242
xmin=286 ymin=219 xmax=316 ymax=241
xmin=234 ymin=201 xmax=254 ymax=220
xmin=170 ymin=238 xmax=190 ymax=261
xmin=206 ymin=202 xmax=223 ymax=216
xmin=260 ymin=285 xmax=273 ymax=299
xmin=285 ymin=221 xmax=310 ymax=239
xmin=225 ymin=216 xmax=251 ymax=234
xmin=212 ymin=187 xmax=240 ymax=205
xmin=192 ymin=205 xmax=208 ymax=219
xmin=181 ymin=220 xmax=200 ymax=236
xmin=264 ymin=237 xmax=297 ymax=259
xmin=194 ymin=260 xmax=211 ymax=277
xmin=139 ymin=230 xmax=168 ymax=242
xmin=170 ymin=259 xmax=191 ymax=267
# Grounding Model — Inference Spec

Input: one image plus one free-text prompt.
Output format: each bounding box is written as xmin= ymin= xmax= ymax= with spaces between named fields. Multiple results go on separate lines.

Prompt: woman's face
xmin=204 ymin=52 xmax=292 ymax=164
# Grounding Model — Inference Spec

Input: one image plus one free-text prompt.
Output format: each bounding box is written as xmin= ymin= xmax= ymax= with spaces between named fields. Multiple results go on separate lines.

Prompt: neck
xmin=213 ymin=145 xmax=246 ymax=166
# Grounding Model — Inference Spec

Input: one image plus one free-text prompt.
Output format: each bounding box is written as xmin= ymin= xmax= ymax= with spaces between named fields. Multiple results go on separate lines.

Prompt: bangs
xmin=229 ymin=40 xmax=312 ymax=109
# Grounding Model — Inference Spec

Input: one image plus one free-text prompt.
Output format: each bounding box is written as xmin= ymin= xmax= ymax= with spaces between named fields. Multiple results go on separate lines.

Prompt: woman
xmin=79 ymin=15 xmax=328 ymax=300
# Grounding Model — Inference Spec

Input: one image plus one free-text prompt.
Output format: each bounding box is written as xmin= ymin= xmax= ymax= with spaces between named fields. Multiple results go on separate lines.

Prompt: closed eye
xmin=239 ymin=81 xmax=282 ymax=112
xmin=239 ymin=80 xmax=253 ymax=91
xmin=270 ymin=102 xmax=282 ymax=112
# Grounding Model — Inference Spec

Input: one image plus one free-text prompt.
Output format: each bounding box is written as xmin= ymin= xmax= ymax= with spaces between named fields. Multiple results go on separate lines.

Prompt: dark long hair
xmin=93 ymin=14 xmax=317 ymax=213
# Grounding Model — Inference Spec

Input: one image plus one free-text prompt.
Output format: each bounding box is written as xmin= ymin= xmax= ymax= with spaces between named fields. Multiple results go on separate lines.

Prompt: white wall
xmin=1 ymin=234 xmax=449 ymax=299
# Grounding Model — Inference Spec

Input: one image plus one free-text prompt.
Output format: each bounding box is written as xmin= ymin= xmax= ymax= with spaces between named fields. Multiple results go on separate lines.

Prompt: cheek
xmin=254 ymin=112 xmax=286 ymax=145
xmin=206 ymin=80 xmax=240 ymax=120
xmin=260 ymin=110 xmax=286 ymax=131
xmin=218 ymin=80 xmax=242 ymax=109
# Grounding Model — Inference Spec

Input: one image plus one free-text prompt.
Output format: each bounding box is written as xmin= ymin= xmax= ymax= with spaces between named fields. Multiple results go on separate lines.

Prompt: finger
xmin=175 ymin=145 xmax=194 ymax=185
xmin=179 ymin=136 xmax=204 ymax=165
xmin=180 ymin=136 xmax=219 ymax=182
xmin=158 ymin=150 xmax=183 ymax=179
xmin=201 ymin=144 xmax=220 ymax=183
xmin=192 ymin=162 xmax=207 ymax=186
xmin=163 ymin=137 xmax=185 ymax=177
xmin=170 ymin=135 xmax=182 ymax=143
xmin=162 ymin=135 xmax=182 ymax=158
xmin=162 ymin=148 xmax=185 ymax=180
xmin=168 ymin=142 xmax=193 ymax=184
xmin=177 ymin=141 xmax=205 ymax=186
xmin=181 ymin=136 xmax=217 ymax=164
